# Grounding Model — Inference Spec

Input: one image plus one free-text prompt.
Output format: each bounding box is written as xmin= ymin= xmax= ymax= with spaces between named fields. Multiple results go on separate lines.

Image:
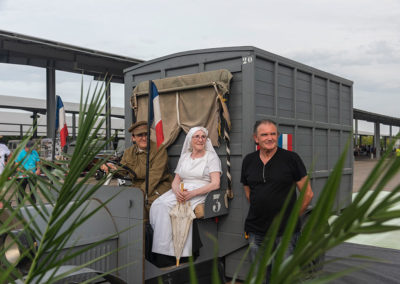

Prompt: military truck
xmin=3 ymin=46 xmax=353 ymax=283
xmin=123 ymin=46 xmax=353 ymax=282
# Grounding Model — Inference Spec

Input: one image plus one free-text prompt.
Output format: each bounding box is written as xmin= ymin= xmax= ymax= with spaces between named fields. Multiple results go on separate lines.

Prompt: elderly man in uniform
xmin=102 ymin=121 xmax=172 ymax=212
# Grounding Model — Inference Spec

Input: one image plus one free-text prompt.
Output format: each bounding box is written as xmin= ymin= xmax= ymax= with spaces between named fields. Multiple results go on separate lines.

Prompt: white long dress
xmin=150 ymin=150 xmax=221 ymax=257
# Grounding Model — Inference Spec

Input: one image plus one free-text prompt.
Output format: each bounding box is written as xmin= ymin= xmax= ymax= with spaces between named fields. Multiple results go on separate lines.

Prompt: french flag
xmin=278 ymin=134 xmax=293 ymax=151
xmin=55 ymin=96 xmax=68 ymax=148
xmin=149 ymin=81 xmax=164 ymax=148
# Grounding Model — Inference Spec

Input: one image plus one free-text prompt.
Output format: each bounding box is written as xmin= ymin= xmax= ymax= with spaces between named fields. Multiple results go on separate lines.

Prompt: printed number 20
xmin=242 ymin=56 xmax=253 ymax=65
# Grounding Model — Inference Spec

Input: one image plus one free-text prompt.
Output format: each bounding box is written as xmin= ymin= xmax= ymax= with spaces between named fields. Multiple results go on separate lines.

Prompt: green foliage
xmin=0 ymin=80 xmax=122 ymax=283
xmin=360 ymin=135 xmax=373 ymax=146
xmin=188 ymin=255 xmax=199 ymax=284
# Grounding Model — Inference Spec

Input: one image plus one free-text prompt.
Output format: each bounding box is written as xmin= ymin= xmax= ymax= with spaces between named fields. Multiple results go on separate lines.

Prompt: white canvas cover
xmin=131 ymin=69 xmax=232 ymax=147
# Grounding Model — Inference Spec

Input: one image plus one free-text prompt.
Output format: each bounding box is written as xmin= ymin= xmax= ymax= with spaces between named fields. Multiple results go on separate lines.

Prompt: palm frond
xmin=0 ymin=78 xmax=128 ymax=283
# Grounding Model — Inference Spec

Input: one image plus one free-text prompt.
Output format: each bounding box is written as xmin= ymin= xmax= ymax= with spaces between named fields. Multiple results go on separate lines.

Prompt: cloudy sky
xmin=0 ymin=0 xmax=399 ymax=132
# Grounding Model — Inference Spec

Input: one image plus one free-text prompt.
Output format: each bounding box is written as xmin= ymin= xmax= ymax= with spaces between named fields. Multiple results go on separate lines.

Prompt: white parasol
xmin=169 ymin=182 xmax=196 ymax=266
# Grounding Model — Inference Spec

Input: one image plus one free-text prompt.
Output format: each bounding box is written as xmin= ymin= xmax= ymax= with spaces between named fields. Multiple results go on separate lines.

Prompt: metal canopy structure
xmin=0 ymin=29 xmax=142 ymax=83
xmin=354 ymin=108 xmax=400 ymax=127
xmin=353 ymin=108 xmax=400 ymax=159
xmin=0 ymin=95 xmax=124 ymax=138
xmin=0 ymin=95 xmax=124 ymax=117
xmin=0 ymin=29 xmax=143 ymax=146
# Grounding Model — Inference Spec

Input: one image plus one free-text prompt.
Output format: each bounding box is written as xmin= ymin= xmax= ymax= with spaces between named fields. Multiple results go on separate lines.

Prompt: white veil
xmin=180 ymin=126 xmax=217 ymax=157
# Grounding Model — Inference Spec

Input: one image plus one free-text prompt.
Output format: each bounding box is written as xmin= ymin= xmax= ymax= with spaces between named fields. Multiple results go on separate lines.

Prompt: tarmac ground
xmin=353 ymin=158 xmax=400 ymax=193
xmin=348 ymin=158 xmax=400 ymax=250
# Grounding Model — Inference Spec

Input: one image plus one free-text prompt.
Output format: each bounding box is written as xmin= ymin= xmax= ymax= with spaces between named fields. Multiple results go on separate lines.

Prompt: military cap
xmin=128 ymin=121 xmax=148 ymax=135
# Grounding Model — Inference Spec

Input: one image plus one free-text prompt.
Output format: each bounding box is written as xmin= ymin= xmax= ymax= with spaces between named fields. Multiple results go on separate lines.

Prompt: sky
xmin=0 ymin=0 xmax=399 ymax=133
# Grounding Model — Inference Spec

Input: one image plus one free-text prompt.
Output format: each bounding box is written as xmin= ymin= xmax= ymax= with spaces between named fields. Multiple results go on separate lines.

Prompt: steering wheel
xmin=101 ymin=160 xmax=137 ymax=181
xmin=114 ymin=163 xmax=137 ymax=180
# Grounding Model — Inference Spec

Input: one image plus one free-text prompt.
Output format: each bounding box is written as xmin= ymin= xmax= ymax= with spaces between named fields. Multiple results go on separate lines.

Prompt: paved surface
xmin=349 ymin=158 xmax=400 ymax=250
xmin=347 ymin=190 xmax=400 ymax=249
xmin=328 ymin=158 xmax=400 ymax=283
xmin=353 ymin=158 xmax=400 ymax=192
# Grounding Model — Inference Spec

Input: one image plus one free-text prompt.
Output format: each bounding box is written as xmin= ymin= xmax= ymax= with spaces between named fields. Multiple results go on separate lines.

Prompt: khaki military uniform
xmin=120 ymin=141 xmax=172 ymax=212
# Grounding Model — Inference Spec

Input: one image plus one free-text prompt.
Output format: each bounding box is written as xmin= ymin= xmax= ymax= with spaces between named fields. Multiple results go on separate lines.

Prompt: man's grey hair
xmin=253 ymin=119 xmax=277 ymax=135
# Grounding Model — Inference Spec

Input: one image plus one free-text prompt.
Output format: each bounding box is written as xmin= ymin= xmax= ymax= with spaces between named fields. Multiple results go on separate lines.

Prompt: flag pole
xmin=53 ymin=95 xmax=59 ymax=162
xmin=145 ymin=80 xmax=153 ymax=207
xmin=52 ymin=123 xmax=57 ymax=161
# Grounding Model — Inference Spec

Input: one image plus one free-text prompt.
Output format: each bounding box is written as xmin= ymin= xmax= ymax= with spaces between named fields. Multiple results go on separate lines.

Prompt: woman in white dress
xmin=150 ymin=126 xmax=222 ymax=261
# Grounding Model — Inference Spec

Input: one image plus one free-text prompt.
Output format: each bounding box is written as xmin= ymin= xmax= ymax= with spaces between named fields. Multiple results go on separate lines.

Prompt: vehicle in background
xmin=7 ymin=138 xmax=57 ymax=161
xmin=7 ymin=139 xmax=21 ymax=153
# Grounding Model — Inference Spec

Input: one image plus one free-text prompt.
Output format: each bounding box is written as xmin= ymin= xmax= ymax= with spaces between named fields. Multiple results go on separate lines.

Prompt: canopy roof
xmin=0 ymin=95 xmax=124 ymax=117
xmin=0 ymin=29 xmax=143 ymax=83
xmin=354 ymin=108 xmax=400 ymax=127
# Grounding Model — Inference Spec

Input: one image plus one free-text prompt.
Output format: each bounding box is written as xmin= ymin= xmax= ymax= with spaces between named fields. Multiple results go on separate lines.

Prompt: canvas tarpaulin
xmin=131 ymin=69 xmax=232 ymax=147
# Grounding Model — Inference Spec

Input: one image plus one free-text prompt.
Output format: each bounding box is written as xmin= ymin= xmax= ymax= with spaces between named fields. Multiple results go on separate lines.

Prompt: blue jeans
xmin=248 ymin=231 xmax=300 ymax=283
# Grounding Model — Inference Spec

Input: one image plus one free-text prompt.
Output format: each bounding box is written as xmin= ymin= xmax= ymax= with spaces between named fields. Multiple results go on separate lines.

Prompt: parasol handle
xmin=180 ymin=182 xmax=185 ymax=205
xmin=177 ymin=182 xmax=184 ymax=266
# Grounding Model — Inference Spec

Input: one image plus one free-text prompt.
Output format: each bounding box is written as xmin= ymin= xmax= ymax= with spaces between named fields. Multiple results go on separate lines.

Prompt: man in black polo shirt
xmin=241 ymin=119 xmax=313 ymax=276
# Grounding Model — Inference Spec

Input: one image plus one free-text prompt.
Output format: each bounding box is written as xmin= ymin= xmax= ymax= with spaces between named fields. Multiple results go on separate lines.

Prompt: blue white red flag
xmin=278 ymin=133 xmax=293 ymax=151
xmin=149 ymin=81 xmax=164 ymax=148
xmin=55 ymin=96 xmax=68 ymax=148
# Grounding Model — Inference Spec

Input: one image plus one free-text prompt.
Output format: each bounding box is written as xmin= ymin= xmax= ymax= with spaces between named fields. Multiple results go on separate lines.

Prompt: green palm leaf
xmin=0 ymin=79 xmax=127 ymax=283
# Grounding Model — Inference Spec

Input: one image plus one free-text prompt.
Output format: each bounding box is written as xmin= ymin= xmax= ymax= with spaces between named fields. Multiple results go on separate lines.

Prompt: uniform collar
xmin=134 ymin=143 xmax=148 ymax=154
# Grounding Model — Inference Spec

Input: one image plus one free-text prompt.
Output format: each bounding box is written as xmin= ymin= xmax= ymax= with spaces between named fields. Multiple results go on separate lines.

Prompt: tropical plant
xmin=0 ymin=81 xmax=124 ymax=283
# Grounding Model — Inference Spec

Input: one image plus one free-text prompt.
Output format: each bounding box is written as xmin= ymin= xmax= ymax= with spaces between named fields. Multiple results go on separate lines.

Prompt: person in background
xmin=0 ymin=135 xmax=11 ymax=175
xmin=0 ymin=135 xmax=11 ymax=208
xmin=241 ymin=119 xmax=313 ymax=282
xmin=15 ymin=140 xmax=41 ymax=204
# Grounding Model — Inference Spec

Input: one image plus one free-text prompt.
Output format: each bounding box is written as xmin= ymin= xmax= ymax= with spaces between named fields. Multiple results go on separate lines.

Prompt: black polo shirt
xmin=241 ymin=147 xmax=307 ymax=235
